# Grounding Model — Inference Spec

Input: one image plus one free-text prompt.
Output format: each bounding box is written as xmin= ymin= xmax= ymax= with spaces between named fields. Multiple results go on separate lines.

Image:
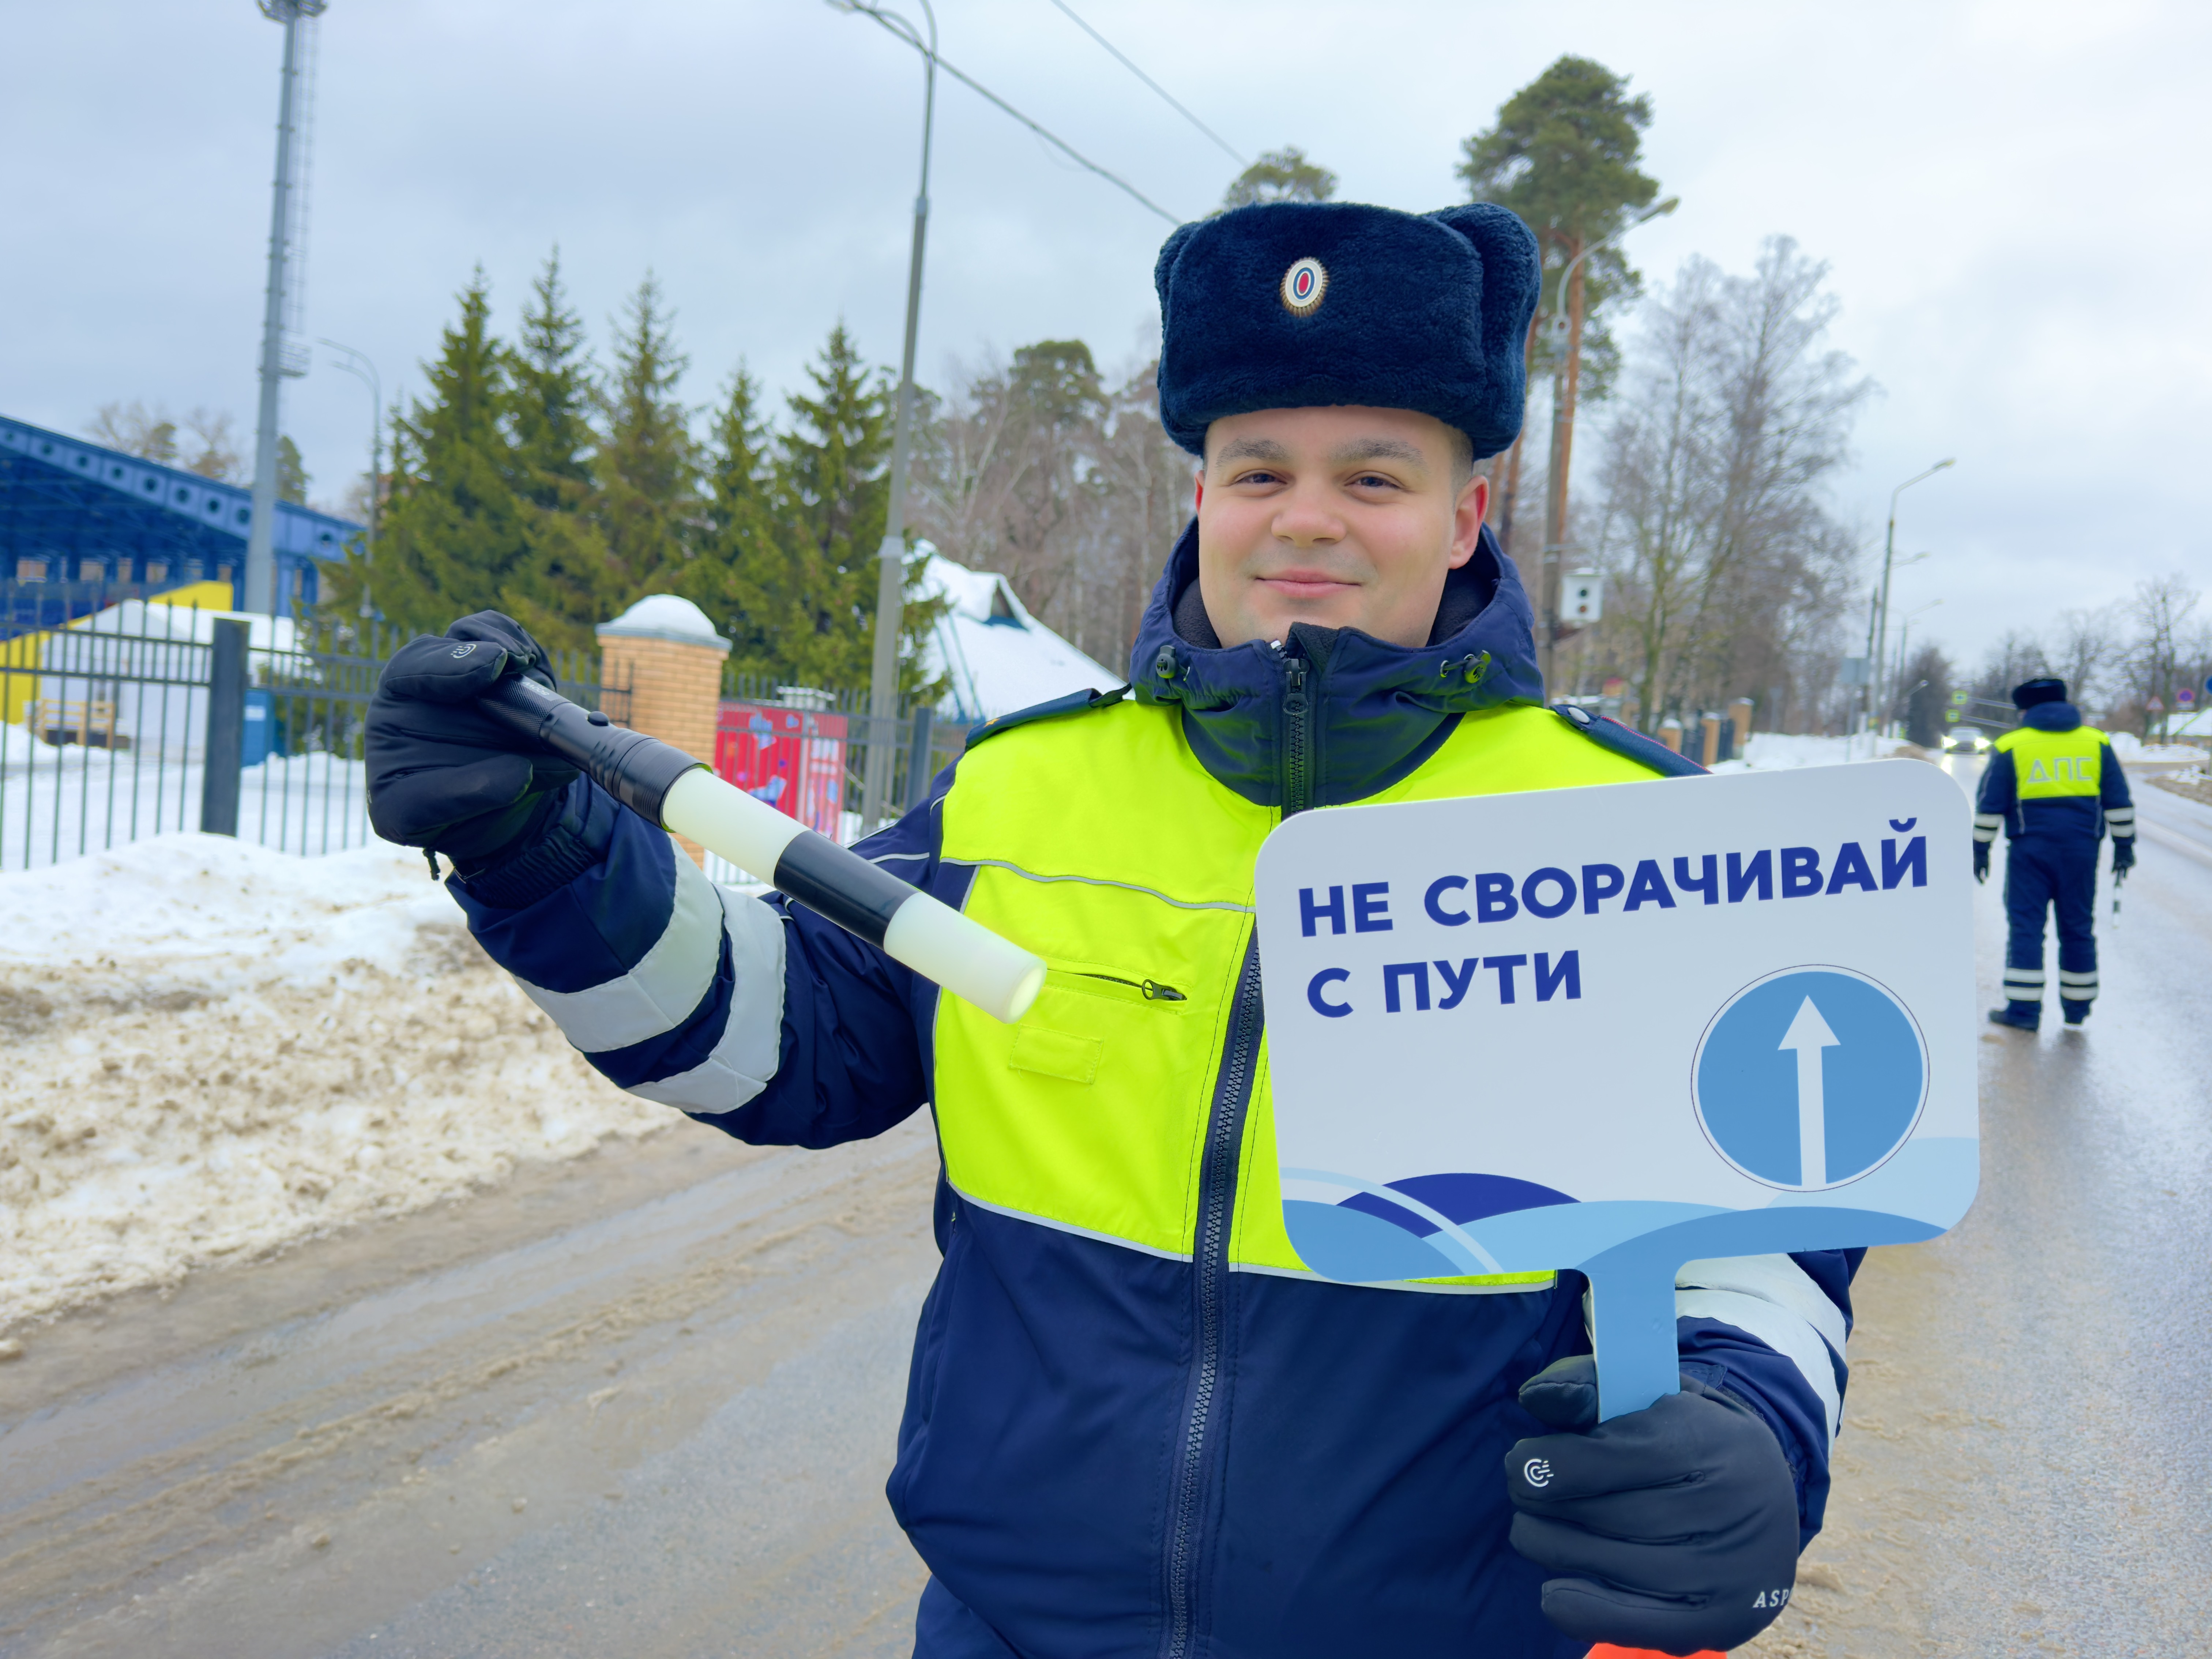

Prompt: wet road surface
xmin=7 ymin=761 xmax=2211 ymax=1657
xmin=0 ymin=1120 xmax=942 ymax=1658
xmin=1751 ymin=764 xmax=2212 ymax=1656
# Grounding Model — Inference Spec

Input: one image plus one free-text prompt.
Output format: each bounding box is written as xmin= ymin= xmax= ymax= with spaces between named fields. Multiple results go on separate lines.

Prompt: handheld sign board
xmin=1255 ymin=759 xmax=1977 ymax=1421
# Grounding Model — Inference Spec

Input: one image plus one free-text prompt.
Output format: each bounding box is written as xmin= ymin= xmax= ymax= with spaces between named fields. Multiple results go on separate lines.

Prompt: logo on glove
xmin=450 ymin=643 xmax=479 ymax=659
xmin=1522 ymin=1457 xmax=1553 ymax=1488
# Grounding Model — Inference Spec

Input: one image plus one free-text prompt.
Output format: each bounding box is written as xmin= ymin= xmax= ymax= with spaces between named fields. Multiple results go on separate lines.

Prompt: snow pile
xmin=2108 ymin=731 xmax=2205 ymax=763
xmin=0 ymin=834 xmax=673 ymax=1328
xmin=1705 ymin=733 xmax=1927 ymax=773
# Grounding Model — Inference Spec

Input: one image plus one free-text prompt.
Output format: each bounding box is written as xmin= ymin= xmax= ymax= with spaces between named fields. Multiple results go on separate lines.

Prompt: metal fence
xmin=0 ymin=604 xmax=621 ymax=873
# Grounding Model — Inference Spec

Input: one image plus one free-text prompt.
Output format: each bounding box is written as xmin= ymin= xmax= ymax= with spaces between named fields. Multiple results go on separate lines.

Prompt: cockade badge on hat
xmin=1279 ymin=256 xmax=1328 ymax=317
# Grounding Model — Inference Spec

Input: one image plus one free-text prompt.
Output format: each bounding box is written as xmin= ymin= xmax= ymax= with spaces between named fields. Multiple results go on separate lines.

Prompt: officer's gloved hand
xmin=1972 ymin=842 xmax=1990 ymax=883
xmin=2111 ymin=838 xmax=2136 ymax=876
xmin=366 ymin=612 xmax=578 ymax=874
xmin=1505 ymin=1355 xmax=1801 ymax=1656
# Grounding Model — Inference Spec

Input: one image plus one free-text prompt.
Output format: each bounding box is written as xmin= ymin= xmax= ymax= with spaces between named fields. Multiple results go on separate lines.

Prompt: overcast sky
xmin=5 ymin=0 xmax=2207 ymax=673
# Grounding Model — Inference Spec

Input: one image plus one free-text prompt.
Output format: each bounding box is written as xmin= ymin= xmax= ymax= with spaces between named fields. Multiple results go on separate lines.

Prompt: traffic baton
xmin=477 ymin=673 xmax=1046 ymax=1026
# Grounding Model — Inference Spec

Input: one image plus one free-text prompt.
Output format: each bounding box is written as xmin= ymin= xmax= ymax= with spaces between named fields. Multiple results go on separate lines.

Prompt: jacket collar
xmin=1128 ymin=518 xmax=1545 ymax=808
xmin=2021 ymin=701 xmax=2083 ymax=732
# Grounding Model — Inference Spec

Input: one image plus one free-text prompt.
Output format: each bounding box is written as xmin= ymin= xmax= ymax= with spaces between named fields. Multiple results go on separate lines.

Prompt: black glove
xmin=1505 ymin=1355 xmax=1801 ymax=1656
xmin=2111 ymin=837 xmax=2136 ymax=875
xmin=366 ymin=613 xmax=578 ymax=873
xmin=1972 ymin=841 xmax=1990 ymax=883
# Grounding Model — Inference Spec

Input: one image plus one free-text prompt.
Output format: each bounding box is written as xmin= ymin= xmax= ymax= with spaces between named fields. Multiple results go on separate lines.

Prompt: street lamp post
xmin=1538 ymin=195 xmax=1677 ymax=696
xmin=244 ymin=0 xmax=328 ymax=619
xmin=834 ymin=0 xmax=938 ymax=831
xmin=1867 ymin=459 xmax=1955 ymax=737
xmin=318 ymin=339 xmax=381 ymax=619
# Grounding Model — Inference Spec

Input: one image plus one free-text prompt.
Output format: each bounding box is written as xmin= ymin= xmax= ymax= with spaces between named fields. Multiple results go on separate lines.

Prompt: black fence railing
xmin=0 ymin=605 xmax=624 ymax=872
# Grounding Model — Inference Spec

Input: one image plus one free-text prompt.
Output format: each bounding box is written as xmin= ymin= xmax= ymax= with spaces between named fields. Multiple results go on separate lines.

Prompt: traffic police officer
xmin=1974 ymin=677 xmax=2136 ymax=1028
xmin=367 ymin=200 xmax=1855 ymax=1658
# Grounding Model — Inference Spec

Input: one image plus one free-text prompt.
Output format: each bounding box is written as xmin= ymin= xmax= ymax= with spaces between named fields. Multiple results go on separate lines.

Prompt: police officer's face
xmin=1195 ymin=407 xmax=1488 ymax=650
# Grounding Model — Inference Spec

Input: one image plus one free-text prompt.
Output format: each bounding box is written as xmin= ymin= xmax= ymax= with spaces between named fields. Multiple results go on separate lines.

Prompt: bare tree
xmin=910 ymin=346 xmax=1188 ymax=674
xmin=180 ymin=409 xmax=245 ymax=483
xmin=2119 ymin=574 xmax=2202 ymax=738
xmin=1579 ymin=239 xmax=1871 ymax=733
xmin=87 ymin=400 xmax=180 ymax=464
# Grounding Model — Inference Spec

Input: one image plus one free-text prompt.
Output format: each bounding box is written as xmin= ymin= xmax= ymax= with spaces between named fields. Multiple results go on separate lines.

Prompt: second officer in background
xmin=1974 ymin=676 xmax=2136 ymax=1029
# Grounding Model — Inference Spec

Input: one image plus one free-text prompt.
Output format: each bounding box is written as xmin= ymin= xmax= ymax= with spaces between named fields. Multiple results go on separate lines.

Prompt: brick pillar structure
xmin=596 ymin=595 xmax=731 ymax=866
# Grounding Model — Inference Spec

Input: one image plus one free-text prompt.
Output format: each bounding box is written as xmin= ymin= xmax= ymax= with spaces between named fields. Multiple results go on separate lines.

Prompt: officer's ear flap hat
xmin=2012 ymin=677 xmax=2067 ymax=710
xmin=1154 ymin=200 xmax=1542 ymax=460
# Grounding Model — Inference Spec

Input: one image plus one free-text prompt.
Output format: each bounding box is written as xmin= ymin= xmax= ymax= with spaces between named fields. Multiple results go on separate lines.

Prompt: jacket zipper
xmin=1281 ymin=654 xmax=1313 ymax=815
xmin=1075 ymin=971 xmax=1187 ymax=1002
xmin=1161 ymin=653 xmax=1304 ymax=1657
xmin=1163 ymin=932 xmax=1264 ymax=1659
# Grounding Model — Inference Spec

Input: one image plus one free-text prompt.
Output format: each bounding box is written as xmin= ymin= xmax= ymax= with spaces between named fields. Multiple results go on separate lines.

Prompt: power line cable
xmin=1041 ymin=0 xmax=1248 ymax=168
xmin=849 ymin=5 xmax=1181 ymax=225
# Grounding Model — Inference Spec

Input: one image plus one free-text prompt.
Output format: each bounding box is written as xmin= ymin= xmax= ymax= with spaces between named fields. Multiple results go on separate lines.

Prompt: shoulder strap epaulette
xmin=966 ymin=684 xmax=1130 ymax=749
xmin=1551 ymin=702 xmax=1707 ymax=777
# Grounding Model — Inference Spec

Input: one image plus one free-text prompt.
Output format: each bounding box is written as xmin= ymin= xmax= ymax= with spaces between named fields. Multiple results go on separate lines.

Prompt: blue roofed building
xmin=0 ymin=413 xmax=360 ymax=632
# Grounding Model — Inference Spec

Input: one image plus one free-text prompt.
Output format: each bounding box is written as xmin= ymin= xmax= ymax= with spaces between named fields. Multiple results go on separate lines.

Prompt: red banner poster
xmin=715 ymin=701 xmax=849 ymax=839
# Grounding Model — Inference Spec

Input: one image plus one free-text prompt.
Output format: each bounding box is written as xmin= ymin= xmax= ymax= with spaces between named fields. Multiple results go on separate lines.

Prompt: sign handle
xmin=1582 ymin=1252 xmax=1682 ymax=1422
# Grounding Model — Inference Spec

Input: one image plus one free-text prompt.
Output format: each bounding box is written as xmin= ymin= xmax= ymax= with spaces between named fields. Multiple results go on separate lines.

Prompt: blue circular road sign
xmin=1693 ymin=967 xmax=1927 ymax=1191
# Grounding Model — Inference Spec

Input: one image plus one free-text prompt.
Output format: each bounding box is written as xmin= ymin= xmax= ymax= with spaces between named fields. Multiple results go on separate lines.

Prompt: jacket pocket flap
xmin=1008 ymin=1026 xmax=1103 ymax=1086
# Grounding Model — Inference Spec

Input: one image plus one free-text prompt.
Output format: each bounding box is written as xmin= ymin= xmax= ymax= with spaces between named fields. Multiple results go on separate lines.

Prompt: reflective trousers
xmin=2001 ymin=834 xmax=2099 ymax=1012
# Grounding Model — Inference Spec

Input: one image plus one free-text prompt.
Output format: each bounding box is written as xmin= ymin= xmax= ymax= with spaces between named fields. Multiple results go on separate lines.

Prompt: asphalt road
xmin=5 ymin=760 xmax=2209 ymax=1658
xmin=1750 ymin=763 xmax=2212 ymax=1657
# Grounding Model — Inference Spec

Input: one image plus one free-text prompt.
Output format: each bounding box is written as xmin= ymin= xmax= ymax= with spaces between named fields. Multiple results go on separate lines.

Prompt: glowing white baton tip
xmin=884 ymin=892 xmax=1047 ymax=1025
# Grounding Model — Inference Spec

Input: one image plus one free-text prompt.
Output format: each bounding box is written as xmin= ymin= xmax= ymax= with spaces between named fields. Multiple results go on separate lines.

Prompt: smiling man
xmin=367 ymin=200 xmax=1855 ymax=1658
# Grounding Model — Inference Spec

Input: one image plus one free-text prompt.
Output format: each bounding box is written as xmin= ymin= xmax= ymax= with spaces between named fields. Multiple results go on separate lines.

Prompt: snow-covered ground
xmin=0 ymin=833 xmax=672 ymax=1328
xmin=1706 ymin=731 xmax=1927 ymax=772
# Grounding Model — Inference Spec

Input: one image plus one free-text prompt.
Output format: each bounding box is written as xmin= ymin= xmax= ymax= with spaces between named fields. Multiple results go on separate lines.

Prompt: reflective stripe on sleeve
xmin=1674 ymin=1258 xmax=1844 ymax=1447
xmin=2106 ymin=808 xmax=2136 ymax=834
xmin=1974 ymin=813 xmax=2003 ymax=844
xmin=626 ymin=886 xmax=788 ymax=1113
xmin=511 ymin=849 xmax=726 ymax=1052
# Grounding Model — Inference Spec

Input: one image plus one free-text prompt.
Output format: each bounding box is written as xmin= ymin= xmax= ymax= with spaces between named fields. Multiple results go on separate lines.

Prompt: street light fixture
xmin=317 ymin=339 xmax=380 ymax=620
xmin=1538 ymin=195 xmax=1678 ymax=695
xmin=1865 ymin=459 xmax=1955 ymax=737
xmin=831 ymin=0 xmax=938 ymax=831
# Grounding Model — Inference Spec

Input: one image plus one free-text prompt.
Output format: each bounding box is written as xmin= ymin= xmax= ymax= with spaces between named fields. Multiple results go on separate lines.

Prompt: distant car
xmin=1942 ymin=729 xmax=1991 ymax=753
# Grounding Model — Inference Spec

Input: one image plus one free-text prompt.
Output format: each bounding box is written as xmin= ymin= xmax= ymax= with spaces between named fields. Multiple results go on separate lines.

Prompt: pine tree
xmin=502 ymin=250 xmax=615 ymax=653
xmin=768 ymin=324 xmax=896 ymax=688
xmin=276 ymin=435 xmax=309 ymax=504
xmin=324 ymin=272 xmax=528 ymax=635
xmin=594 ymin=275 xmax=698 ymax=606
xmin=681 ymin=365 xmax=784 ymax=676
xmin=1220 ymin=147 xmax=1338 ymax=210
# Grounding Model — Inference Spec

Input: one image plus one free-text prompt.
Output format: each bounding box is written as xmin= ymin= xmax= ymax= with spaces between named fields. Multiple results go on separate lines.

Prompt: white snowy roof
xmin=914 ymin=547 xmax=1122 ymax=724
xmin=597 ymin=593 xmax=732 ymax=652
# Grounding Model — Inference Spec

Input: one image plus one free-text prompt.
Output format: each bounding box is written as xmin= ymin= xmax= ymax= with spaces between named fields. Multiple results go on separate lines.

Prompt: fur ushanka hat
xmin=1153 ymin=200 xmax=1542 ymax=461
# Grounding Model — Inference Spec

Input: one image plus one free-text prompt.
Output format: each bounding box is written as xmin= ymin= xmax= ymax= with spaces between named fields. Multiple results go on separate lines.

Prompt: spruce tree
xmin=503 ymin=250 xmax=615 ymax=653
xmin=594 ymin=275 xmax=698 ymax=605
xmin=682 ymin=365 xmax=785 ymax=677
xmin=324 ymin=272 xmax=527 ymax=636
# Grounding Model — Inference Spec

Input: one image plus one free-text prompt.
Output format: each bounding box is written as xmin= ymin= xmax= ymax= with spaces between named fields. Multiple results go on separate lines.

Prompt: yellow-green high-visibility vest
xmin=931 ymin=697 xmax=1662 ymax=1290
xmin=1994 ymin=724 xmax=2108 ymax=799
